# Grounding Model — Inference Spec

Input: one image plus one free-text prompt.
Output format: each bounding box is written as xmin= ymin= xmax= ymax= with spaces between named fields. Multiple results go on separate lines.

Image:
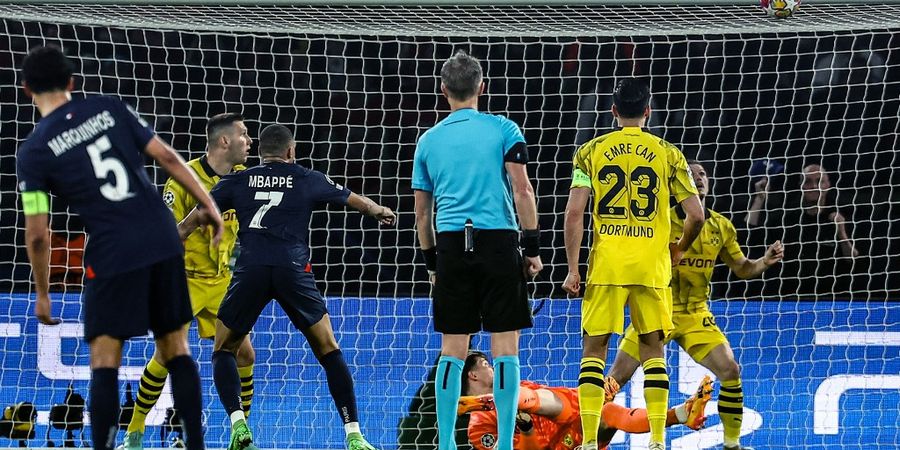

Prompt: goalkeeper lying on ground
xmin=458 ymin=352 xmax=711 ymax=450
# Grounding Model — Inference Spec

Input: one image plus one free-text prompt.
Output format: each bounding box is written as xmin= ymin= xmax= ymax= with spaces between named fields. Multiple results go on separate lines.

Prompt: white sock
xmin=230 ymin=410 xmax=246 ymax=427
xmin=674 ymin=402 xmax=689 ymax=423
xmin=344 ymin=422 xmax=361 ymax=436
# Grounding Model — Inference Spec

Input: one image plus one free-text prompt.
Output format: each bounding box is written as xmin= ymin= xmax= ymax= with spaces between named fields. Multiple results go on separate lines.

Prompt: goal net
xmin=0 ymin=2 xmax=898 ymax=449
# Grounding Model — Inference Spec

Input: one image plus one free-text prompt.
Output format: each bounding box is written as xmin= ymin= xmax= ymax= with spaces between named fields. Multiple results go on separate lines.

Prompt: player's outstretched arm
xmin=671 ymin=194 xmax=706 ymax=266
xmin=346 ymin=192 xmax=396 ymax=226
xmin=22 ymin=209 xmax=60 ymax=325
xmin=723 ymin=240 xmax=784 ymax=279
xmin=145 ymin=136 xmax=224 ymax=243
xmin=413 ymin=190 xmax=436 ymax=283
xmin=506 ymin=162 xmax=542 ymax=278
xmin=562 ymin=187 xmax=590 ymax=296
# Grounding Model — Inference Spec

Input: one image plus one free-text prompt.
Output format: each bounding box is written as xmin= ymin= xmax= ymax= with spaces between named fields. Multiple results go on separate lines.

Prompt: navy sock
xmin=167 ymin=355 xmax=205 ymax=450
xmin=319 ymin=350 xmax=359 ymax=424
xmin=90 ymin=368 xmax=119 ymax=450
xmin=212 ymin=350 xmax=242 ymax=416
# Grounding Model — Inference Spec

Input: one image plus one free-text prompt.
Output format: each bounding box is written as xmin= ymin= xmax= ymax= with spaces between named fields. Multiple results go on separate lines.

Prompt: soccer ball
xmin=761 ymin=0 xmax=800 ymax=18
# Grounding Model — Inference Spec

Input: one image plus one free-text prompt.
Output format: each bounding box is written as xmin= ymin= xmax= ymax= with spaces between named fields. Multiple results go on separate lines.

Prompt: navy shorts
xmin=219 ymin=265 xmax=328 ymax=334
xmin=82 ymin=255 xmax=192 ymax=342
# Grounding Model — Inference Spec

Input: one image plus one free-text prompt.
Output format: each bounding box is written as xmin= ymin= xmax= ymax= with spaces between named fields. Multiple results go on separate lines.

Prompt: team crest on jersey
xmin=563 ymin=433 xmax=574 ymax=447
xmin=163 ymin=190 xmax=175 ymax=207
xmin=480 ymin=433 xmax=496 ymax=448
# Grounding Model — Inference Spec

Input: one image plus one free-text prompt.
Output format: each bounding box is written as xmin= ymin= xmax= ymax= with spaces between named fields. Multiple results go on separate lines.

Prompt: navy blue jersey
xmin=210 ymin=161 xmax=351 ymax=268
xmin=16 ymin=96 xmax=182 ymax=278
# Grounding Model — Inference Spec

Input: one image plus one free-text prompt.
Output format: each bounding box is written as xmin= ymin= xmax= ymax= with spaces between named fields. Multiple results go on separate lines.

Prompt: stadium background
xmin=0 ymin=10 xmax=898 ymax=450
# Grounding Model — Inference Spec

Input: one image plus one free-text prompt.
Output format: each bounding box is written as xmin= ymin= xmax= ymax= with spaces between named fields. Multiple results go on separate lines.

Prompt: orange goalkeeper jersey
xmin=468 ymin=381 xmax=582 ymax=450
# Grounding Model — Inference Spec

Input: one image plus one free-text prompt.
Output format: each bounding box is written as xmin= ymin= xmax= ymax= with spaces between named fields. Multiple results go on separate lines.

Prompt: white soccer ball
xmin=761 ymin=0 xmax=800 ymax=18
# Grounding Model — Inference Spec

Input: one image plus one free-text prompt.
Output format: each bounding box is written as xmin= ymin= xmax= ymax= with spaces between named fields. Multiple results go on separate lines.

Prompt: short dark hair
xmin=206 ymin=113 xmax=244 ymax=140
xmin=686 ymin=159 xmax=705 ymax=170
xmin=441 ymin=50 xmax=482 ymax=101
xmin=21 ymin=46 xmax=74 ymax=94
xmin=258 ymin=124 xmax=294 ymax=157
xmin=613 ymin=78 xmax=651 ymax=119
xmin=460 ymin=351 xmax=489 ymax=396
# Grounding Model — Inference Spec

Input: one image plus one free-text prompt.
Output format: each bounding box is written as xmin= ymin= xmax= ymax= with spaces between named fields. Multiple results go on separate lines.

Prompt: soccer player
xmin=119 ymin=113 xmax=254 ymax=450
xmin=561 ymin=78 xmax=706 ymax=450
xmin=458 ymin=351 xmax=712 ymax=450
xmin=17 ymin=46 xmax=219 ymax=450
xmin=412 ymin=50 xmax=543 ymax=450
xmin=178 ymin=124 xmax=395 ymax=450
xmin=606 ymin=160 xmax=784 ymax=450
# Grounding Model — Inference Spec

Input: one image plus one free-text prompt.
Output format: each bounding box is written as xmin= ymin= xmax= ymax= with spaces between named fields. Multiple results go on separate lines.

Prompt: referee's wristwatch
xmin=422 ymin=247 xmax=437 ymax=273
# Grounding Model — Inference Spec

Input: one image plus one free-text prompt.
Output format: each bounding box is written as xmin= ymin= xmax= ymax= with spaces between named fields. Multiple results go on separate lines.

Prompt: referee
xmin=412 ymin=50 xmax=542 ymax=450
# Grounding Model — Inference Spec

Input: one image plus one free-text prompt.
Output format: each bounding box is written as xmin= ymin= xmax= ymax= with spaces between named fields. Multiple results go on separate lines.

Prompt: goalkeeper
xmin=458 ymin=351 xmax=712 ymax=450
xmin=607 ymin=160 xmax=784 ymax=450
xmin=120 ymin=113 xmax=253 ymax=450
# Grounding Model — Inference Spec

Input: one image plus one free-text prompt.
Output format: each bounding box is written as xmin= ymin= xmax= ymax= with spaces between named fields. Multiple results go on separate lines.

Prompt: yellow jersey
xmin=162 ymin=157 xmax=244 ymax=278
xmin=571 ymin=127 xmax=697 ymax=288
xmin=670 ymin=207 xmax=745 ymax=314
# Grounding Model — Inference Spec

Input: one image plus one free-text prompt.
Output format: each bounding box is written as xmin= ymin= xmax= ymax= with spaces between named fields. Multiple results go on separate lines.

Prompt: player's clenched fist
xmin=764 ymin=240 xmax=784 ymax=266
xmin=561 ymin=271 xmax=581 ymax=296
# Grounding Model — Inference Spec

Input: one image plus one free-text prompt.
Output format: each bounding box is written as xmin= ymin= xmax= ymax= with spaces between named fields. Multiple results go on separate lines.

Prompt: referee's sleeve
xmin=411 ymin=144 xmax=433 ymax=192
xmin=499 ymin=116 xmax=526 ymax=156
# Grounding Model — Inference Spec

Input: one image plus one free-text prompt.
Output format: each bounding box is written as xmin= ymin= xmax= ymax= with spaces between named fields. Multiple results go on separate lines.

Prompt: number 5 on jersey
xmin=249 ymin=191 xmax=283 ymax=229
xmin=87 ymin=135 xmax=134 ymax=202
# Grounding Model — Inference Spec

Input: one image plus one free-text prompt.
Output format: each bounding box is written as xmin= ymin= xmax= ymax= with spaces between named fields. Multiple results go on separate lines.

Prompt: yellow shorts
xmin=187 ymin=275 xmax=231 ymax=339
xmin=620 ymin=310 xmax=729 ymax=362
xmin=581 ymin=285 xmax=673 ymax=336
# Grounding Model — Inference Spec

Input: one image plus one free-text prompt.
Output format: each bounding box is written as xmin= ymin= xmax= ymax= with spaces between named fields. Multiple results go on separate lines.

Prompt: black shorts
xmin=82 ymin=255 xmax=192 ymax=342
xmin=433 ymin=230 xmax=532 ymax=334
xmin=219 ymin=265 xmax=328 ymax=335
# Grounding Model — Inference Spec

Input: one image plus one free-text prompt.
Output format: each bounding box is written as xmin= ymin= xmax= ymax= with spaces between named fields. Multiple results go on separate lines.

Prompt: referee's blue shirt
xmin=412 ymin=108 xmax=525 ymax=232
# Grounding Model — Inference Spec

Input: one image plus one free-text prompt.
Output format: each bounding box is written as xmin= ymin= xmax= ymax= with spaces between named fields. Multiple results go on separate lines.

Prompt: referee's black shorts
xmin=433 ymin=230 xmax=532 ymax=334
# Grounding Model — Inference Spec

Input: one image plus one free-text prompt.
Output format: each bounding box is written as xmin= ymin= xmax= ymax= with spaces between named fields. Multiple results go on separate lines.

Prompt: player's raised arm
xmin=145 ymin=136 xmax=224 ymax=243
xmin=347 ymin=192 xmax=396 ymax=226
xmin=723 ymin=240 xmax=784 ymax=279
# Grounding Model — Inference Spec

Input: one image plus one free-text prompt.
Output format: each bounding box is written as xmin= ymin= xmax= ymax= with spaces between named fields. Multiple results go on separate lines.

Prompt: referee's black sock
xmin=212 ymin=350 xmax=243 ymax=416
xmin=167 ymin=355 xmax=205 ymax=450
xmin=319 ymin=349 xmax=359 ymax=425
xmin=90 ymin=368 xmax=119 ymax=450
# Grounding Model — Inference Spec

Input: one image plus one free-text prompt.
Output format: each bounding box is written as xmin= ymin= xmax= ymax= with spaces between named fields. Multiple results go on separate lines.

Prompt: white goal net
xmin=0 ymin=2 xmax=898 ymax=449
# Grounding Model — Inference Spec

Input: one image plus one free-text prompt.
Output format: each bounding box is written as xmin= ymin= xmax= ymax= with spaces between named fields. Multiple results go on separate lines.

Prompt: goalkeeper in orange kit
xmin=458 ymin=352 xmax=712 ymax=450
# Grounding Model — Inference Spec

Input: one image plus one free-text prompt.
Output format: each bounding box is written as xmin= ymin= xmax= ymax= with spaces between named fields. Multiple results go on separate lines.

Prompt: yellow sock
xmin=642 ymin=358 xmax=668 ymax=445
xmin=238 ymin=364 xmax=254 ymax=418
xmin=578 ymin=357 xmax=606 ymax=445
xmin=719 ymin=379 xmax=744 ymax=447
xmin=127 ymin=357 xmax=168 ymax=433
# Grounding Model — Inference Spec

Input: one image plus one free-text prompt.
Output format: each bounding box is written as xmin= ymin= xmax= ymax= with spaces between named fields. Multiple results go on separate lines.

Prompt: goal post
xmin=0 ymin=1 xmax=898 ymax=449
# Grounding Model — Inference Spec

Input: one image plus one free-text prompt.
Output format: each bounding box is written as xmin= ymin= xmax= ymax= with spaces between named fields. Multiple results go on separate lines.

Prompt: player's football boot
xmin=457 ymin=394 xmax=495 ymax=415
xmin=228 ymin=419 xmax=259 ymax=450
xmin=724 ymin=446 xmax=755 ymax=450
xmin=604 ymin=376 xmax=620 ymax=402
xmin=115 ymin=431 xmax=144 ymax=450
xmin=575 ymin=442 xmax=598 ymax=450
xmin=682 ymin=374 xmax=713 ymax=430
xmin=648 ymin=442 xmax=666 ymax=450
xmin=346 ymin=431 xmax=378 ymax=450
